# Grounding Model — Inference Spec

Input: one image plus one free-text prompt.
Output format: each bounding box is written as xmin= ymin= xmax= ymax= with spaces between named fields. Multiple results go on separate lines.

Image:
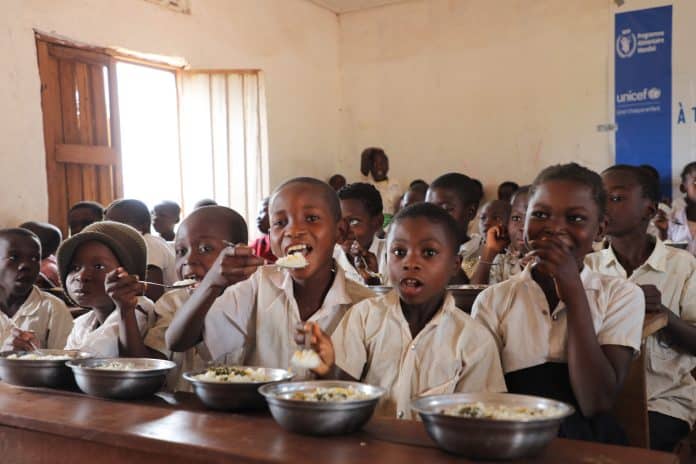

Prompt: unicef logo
xmin=616 ymin=30 xmax=637 ymax=58
xmin=648 ymin=88 xmax=661 ymax=100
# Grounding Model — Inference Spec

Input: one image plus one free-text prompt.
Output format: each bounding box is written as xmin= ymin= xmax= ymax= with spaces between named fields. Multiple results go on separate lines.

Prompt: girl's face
xmin=524 ymin=180 xmax=605 ymax=267
xmin=508 ymin=192 xmax=529 ymax=252
xmin=371 ymin=153 xmax=388 ymax=181
xmin=66 ymin=241 xmax=120 ymax=309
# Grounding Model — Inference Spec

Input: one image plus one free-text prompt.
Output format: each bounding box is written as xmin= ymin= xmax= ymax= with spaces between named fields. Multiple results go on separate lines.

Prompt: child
xmin=399 ymin=180 xmax=428 ymax=210
xmin=661 ymin=162 xmax=696 ymax=255
xmin=302 ymin=203 xmax=506 ymax=419
xmin=67 ymin=201 xmax=104 ymax=236
xmin=105 ymin=199 xmax=176 ymax=301
xmin=360 ymin=147 xmax=402 ymax=222
xmin=497 ymin=181 xmax=519 ymax=203
xmin=472 ymin=163 xmax=645 ymax=444
xmin=166 ymin=177 xmax=374 ymax=376
xmin=336 ymin=183 xmax=387 ymax=285
xmin=585 ymin=165 xmax=696 ymax=451
xmin=0 ymin=228 xmax=73 ymax=350
xmin=328 ymin=174 xmax=347 ymax=192
xmin=58 ymin=221 xmax=156 ymax=357
xmin=151 ymin=201 xmax=181 ymax=242
xmin=249 ymin=197 xmax=276 ymax=263
xmin=19 ymin=221 xmax=62 ymax=288
xmin=194 ymin=199 xmax=218 ymax=209
xmin=426 ymin=173 xmax=481 ymax=282
xmin=144 ymin=206 xmax=248 ymax=391
xmin=471 ymin=190 xmax=532 ymax=285
xmin=470 ymin=200 xmax=512 ymax=285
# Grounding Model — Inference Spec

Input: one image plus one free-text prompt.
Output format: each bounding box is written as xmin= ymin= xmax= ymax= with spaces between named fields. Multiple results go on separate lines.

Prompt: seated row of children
xmin=0 ymin=161 xmax=694 ymax=452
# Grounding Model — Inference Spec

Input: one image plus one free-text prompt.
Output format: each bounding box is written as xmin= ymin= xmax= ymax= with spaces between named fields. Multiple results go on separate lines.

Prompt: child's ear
xmin=643 ymin=199 xmax=657 ymax=222
xmin=452 ymin=253 xmax=463 ymax=277
xmin=680 ymin=183 xmax=687 ymax=194
xmin=465 ymin=204 xmax=478 ymax=222
xmin=594 ymin=213 xmax=608 ymax=243
xmin=371 ymin=214 xmax=384 ymax=232
xmin=335 ymin=218 xmax=349 ymax=244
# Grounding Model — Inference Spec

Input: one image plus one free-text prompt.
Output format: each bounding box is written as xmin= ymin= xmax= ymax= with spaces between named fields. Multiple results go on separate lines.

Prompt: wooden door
xmin=36 ymin=37 xmax=123 ymax=235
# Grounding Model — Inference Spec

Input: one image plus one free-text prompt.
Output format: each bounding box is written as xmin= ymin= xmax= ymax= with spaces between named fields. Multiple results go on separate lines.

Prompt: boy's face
xmin=681 ymin=171 xmax=696 ymax=204
xmin=525 ymin=180 xmax=604 ymax=268
xmin=0 ymin=235 xmax=40 ymax=300
xmin=66 ymin=241 xmax=120 ymax=309
xmin=68 ymin=208 xmax=100 ymax=236
xmin=340 ymin=198 xmax=382 ymax=250
xmin=479 ymin=201 xmax=510 ymax=235
xmin=425 ymin=187 xmax=475 ymax=241
xmin=269 ymin=183 xmax=344 ymax=282
xmin=174 ymin=216 xmax=234 ymax=284
xmin=388 ymin=217 xmax=460 ymax=306
xmin=152 ymin=207 xmax=178 ymax=235
xmin=602 ymin=170 xmax=654 ymax=237
xmin=371 ymin=154 xmax=388 ymax=181
xmin=256 ymin=199 xmax=270 ymax=235
xmin=508 ymin=192 xmax=529 ymax=252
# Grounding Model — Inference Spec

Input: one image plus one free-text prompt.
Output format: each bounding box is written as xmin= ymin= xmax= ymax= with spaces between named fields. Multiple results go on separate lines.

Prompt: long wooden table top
xmin=0 ymin=383 xmax=678 ymax=464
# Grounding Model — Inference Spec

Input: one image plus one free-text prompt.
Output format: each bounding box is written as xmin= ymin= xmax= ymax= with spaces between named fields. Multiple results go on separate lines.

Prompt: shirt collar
xmin=517 ymin=262 xmax=601 ymax=291
xmin=387 ymin=290 xmax=455 ymax=329
xmin=266 ymin=262 xmax=354 ymax=308
xmin=12 ymin=286 xmax=43 ymax=319
xmin=597 ymin=237 xmax=667 ymax=274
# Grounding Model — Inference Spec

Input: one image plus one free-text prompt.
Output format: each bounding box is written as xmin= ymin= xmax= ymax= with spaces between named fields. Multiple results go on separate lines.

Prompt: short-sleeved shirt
xmin=333 ymin=237 xmax=389 ymax=286
xmin=459 ymin=234 xmax=483 ymax=279
xmin=586 ymin=239 xmax=696 ymax=425
xmin=489 ymin=250 xmax=526 ymax=285
xmin=144 ymin=233 xmax=177 ymax=285
xmin=0 ymin=286 xmax=73 ymax=349
xmin=144 ymin=288 xmax=211 ymax=392
xmin=203 ymin=265 xmax=374 ymax=378
xmin=472 ymin=265 xmax=644 ymax=374
xmin=668 ymin=207 xmax=696 ymax=256
xmin=65 ymin=296 xmax=155 ymax=357
xmin=366 ymin=177 xmax=402 ymax=216
xmin=333 ymin=291 xmax=507 ymax=419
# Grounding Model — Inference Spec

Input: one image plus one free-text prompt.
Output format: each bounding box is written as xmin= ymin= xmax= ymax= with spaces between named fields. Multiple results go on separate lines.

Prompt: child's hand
xmin=203 ymin=245 xmax=264 ymax=291
xmin=9 ymin=328 xmax=40 ymax=352
xmin=653 ymin=210 xmax=669 ymax=232
xmin=640 ymin=284 xmax=665 ymax=314
xmin=526 ymin=235 xmax=583 ymax=298
xmin=294 ymin=322 xmax=335 ymax=377
xmin=349 ymin=241 xmax=379 ymax=272
xmin=484 ymin=225 xmax=510 ymax=255
xmin=105 ymin=268 xmax=142 ymax=311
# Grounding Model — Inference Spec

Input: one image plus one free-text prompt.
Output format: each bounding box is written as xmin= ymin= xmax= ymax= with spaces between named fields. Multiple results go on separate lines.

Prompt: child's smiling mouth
xmin=284 ymin=243 xmax=312 ymax=257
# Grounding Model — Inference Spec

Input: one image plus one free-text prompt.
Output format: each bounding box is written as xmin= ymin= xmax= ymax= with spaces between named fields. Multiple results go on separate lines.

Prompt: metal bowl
xmin=446 ymin=285 xmax=488 ymax=313
xmin=367 ymin=285 xmax=393 ymax=296
xmin=259 ymin=380 xmax=385 ymax=436
xmin=67 ymin=358 xmax=176 ymax=399
xmin=412 ymin=392 xmax=574 ymax=460
xmin=0 ymin=350 xmax=93 ymax=388
xmin=665 ymin=241 xmax=689 ymax=250
xmin=183 ymin=366 xmax=294 ymax=411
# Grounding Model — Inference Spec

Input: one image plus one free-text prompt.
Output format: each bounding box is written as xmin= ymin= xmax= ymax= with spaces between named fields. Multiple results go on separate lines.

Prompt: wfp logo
xmin=616 ymin=30 xmax=637 ymax=58
xmin=616 ymin=87 xmax=662 ymax=104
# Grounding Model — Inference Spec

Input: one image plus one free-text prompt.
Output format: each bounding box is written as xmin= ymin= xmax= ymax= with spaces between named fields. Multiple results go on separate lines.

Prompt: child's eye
xmin=511 ymin=215 xmax=522 ymax=223
xmin=530 ymin=211 xmax=548 ymax=219
xmin=306 ymin=215 xmax=320 ymax=223
xmin=70 ymin=264 xmax=81 ymax=272
xmin=423 ymin=248 xmax=438 ymax=257
xmin=568 ymin=215 xmax=586 ymax=223
xmin=175 ymin=247 xmax=187 ymax=258
xmin=198 ymin=244 xmax=214 ymax=254
xmin=94 ymin=264 xmax=106 ymax=271
xmin=272 ymin=219 xmax=287 ymax=228
xmin=391 ymin=248 xmax=406 ymax=257
xmin=7 ymin=255 xmax=17 ymax=262
xmin=348 ymin=219 xmax=360 ymax=227
xmin=609 ymin=195 xmax=623 ymax=202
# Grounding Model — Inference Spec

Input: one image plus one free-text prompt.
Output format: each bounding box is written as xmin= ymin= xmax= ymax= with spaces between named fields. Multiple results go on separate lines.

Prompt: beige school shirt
xmin=203 ymin=265 xmax=374 ymax=378
xmin=144 ymin=288 xmax=211 ymax=392
xmin=472 ymin=265 xmax=644 ymax=374
xmin=489 ymin=250 xmax=527 ymax=285
xmin=0 ymin=286 xmax=73 ymax=350
xmin=460 ymin=234 xmax=483 ymax=279
xmin=332 ymin=291 xmax=507 ymax=420
xmin=65 ymin=296 xmax=155 ymax=357
xmin=586 ymin=239 xmax=696 ymax=426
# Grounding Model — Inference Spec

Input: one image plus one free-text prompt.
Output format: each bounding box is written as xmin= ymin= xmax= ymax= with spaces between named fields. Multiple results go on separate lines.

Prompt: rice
xmin=6 ymin=353 xmax=73 ymax=361
xmin=290 ymin=386 xmax=369 ymax=402
xmin=442 ymin=401 xmax=561 ymax=420
xmin=193 ymin=366 xmax=271 ymax=383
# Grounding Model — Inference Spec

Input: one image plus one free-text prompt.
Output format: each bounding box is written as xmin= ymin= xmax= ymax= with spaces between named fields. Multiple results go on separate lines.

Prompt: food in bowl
xmin=92 ymin=361 xmax=140 ymax=371
xmin=442 ymin=401 xmax=563 ymax=420
xmin=193 ymin=366 xmax=271 ymax=382
xmin=6 ymin=353 xmax=74 ymax=361
xmin=289 ymin=386 xmax=371 ymax=402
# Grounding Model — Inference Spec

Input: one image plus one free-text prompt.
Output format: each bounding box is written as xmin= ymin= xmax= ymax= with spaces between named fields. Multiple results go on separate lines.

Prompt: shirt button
xmin=542 ymin=310 xmax=548 ymax=316
xmin=410 ymin=344 xmax=416 ymax=351
xmin=397 ymin=410 xmax=404 ymax=419
xmin=552 ymin=314 xmax=558 ymax=321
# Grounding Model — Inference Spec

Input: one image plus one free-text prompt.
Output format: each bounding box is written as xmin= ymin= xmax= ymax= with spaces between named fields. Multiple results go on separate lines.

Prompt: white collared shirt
xmin=144 ymin=234 xmax=177 ymax=285
xmin=65 ymin=296 xmax=155 ymax=357
xmin=203 ymin=265 xmax=374 ymax=378
xmin=333 ymin=291 xmax=506 ymax=419
xmin=0 ymin=286 xmax=73 ymax=349
xmin=668 ymin=207 xmax=696 ymax=256
xmin=144 ymin=288 xmax=211 ymax=392
xmin=586 ymin=239 xmax=696 ymax=425
xmin=472 ymin=265 xmax=644 ymax=374
xmin=333 ymin=237 xmax=389 ymax=286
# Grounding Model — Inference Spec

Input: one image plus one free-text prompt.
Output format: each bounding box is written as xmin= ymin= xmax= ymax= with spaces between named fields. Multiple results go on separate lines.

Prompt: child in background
xmin=249 ymin=197 xmax=276 ymax=264
xmin=336 ymin=183 xmax=387 ymax=285
xmin=360 ymin=147 xmax=402 ymax=223
xmin=58 ymin=221 xmax=156 ymax=357
xmin=0 ymin=229 xmax=73 ymax=350
xmin=399 ymin=180 xmax=428 ymax=210
xmin=151 ymin=201 xmax=181 ymax=242
xmin=67 ymin=201 xmax=104 ymax=236
xmin=469 ymin=200 xmax=511 ymax=285
xmin=166 ymin=178 xmax=374 ymax=376
xmin=660 ymin=162 xmax=696 ymax=255
xmin=328 ymin=174 xmax=347 ymax=192
xmin=426 ymin=173 xmax=481 ymax=282
xmin=586 ymin=165 xmax=696 ymax=451
xmin=194 ymin=199 xmax=218 ymax=209
xmin=105 ymin=199 xmax=177 ymax=301
xmin=472 ymin=163 xmax=644 ymax=444
xmin=497 ymin=181 xmax=519 ymax=203
xmin=145 ymin=206 xmax=248 ymax=391
xmin=19 ymin=221 xmax=62 ymax=288
xmin=302 ymin=203 xmax=506 ymax=419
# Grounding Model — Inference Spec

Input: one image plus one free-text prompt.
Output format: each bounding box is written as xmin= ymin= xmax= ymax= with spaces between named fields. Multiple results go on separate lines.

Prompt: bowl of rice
xmin=411 ymin=392 xmax=574 ymax=460
xmin=258 ymin=380 xmax=385 ymax=436
xmin=183 ymin=366 xmax=293 ymax=411
xmin=0 ymin=350 xmax=93 ymax=388
xmin=66 ymin=357 xmax=175 ymax=399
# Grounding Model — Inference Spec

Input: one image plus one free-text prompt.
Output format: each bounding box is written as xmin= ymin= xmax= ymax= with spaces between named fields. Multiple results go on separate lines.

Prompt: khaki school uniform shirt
xmin=65 ymin=296 xmax=155 ymax=357
xmin=489 ymin=250 xmax=526 ymax=285
xmin=460 ymin=234 xmax=483 ymax=279
xmin=144 ymin=288 xmax=211 ymax=392
xmin=0 ymin=286 xmax=73 ymax=349
xmin=472 ymin=265 xmax=644 ymax=374
xmin=586 ymin=239 xmax=696 ymax=425
xmin=203 ymin=265 xmax=374 ymax=378
xmin=333 ymin=291 xmax=507 ymax=420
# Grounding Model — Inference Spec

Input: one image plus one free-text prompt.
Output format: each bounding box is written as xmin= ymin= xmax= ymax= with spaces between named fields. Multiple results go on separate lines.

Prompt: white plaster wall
xmin=337 ymin=0 xmax=614 ymax=197
xmin=0 ymin=0 xmax=341 ymax=226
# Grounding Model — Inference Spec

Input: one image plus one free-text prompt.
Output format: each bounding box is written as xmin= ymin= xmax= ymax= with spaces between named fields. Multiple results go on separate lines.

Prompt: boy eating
xmin=151 ymin=201 xmax=181 ymax=242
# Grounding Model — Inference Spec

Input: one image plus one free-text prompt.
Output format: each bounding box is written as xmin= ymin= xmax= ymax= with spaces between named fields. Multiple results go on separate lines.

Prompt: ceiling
xmin=309 ymin=0 xmax=413 ymax=14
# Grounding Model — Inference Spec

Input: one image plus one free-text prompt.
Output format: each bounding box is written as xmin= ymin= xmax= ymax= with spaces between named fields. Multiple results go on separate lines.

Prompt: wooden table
xmin=0 ymin=383 xmax=678 ymax=464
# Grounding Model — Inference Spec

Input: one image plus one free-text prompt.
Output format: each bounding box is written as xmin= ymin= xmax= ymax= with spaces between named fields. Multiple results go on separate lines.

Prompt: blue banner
xmin=615 ymin=6 xmax=672 ymax=198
